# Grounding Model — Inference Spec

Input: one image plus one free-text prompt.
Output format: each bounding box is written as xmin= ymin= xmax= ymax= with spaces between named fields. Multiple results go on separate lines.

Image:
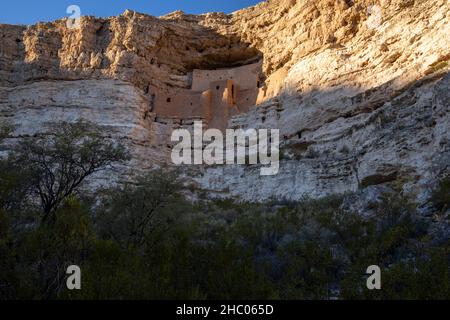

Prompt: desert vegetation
xmin=0 ymin=121 xmax=449 ymax=300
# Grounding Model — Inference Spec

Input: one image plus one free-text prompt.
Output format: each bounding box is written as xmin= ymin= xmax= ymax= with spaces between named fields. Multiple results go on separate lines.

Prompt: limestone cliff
xmin=195 ymin=0 xmax=450 ymax=205
xmin=0 ymin=0 xmax=449 ymax=206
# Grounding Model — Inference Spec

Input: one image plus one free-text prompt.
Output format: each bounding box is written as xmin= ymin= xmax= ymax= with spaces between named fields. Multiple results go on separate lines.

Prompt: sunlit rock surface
xmin=0 ymin=0 xmax=449 ymax=202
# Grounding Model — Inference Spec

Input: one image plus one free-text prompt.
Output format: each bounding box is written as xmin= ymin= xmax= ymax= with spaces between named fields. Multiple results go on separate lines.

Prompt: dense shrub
xmin=431 ymin=177 xmax=450 ymax=213
xmin=0 ymin=120 xmax=449 ymax=300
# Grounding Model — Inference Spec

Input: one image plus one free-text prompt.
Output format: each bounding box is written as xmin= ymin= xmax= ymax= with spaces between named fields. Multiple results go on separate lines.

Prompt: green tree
xmin=96 ymin=169 xmax=185 ymax=249
xmin=13 ymin=120 xmax=129 ymax=223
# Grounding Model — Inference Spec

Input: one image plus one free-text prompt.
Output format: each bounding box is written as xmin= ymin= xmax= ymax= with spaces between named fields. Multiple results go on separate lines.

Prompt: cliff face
xmin=0 ymin=9 xmax=263 ymax=175
xmin=0 ymin=10 xmax=260 ymax=88
xmin=194 ymin=0 xmax=450 ymax=203
xmin=0 ymin=0 xmax=449 ymax=203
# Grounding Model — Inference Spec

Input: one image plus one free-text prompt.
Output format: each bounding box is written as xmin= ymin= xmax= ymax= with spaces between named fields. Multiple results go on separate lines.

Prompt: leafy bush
xmin=0 ymin=121 xmax=449 ymax=300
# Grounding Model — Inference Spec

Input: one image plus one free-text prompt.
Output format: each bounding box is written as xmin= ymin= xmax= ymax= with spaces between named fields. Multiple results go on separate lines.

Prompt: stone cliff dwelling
xmin=148 ymin=60 xmax=264 ymax=131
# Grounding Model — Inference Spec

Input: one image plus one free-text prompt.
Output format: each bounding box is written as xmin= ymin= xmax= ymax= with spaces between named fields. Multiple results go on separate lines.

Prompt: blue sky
xmin=0 ymin=0 xmax=262 ymax=25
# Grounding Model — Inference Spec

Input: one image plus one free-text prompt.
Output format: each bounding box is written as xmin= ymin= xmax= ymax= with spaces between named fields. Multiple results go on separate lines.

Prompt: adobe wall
xmin=235 ymin=88 xmax=260 ymax=113
xmin=191 ymin=61 xmax=262 ymax=92
xmin=150 ymin=86 xmax=205 ymax=119
xmin=149 ymin=60 xmax=263 ymax=130
xmin=206 ymin=80 xmax=239 ymax=130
